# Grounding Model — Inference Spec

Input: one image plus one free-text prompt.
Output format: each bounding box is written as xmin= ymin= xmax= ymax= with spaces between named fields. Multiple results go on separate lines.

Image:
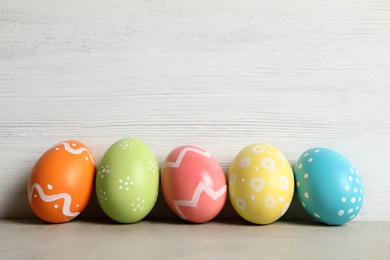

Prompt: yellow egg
xmin=228 ymin=143 xmax=294 ymax=224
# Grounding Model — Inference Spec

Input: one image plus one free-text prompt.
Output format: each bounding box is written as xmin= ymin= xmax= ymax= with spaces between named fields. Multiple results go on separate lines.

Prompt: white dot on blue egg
xmin=338 ymin=210 xmax=344 ymax=216
xmin=354 ymin=187 xmax=358 ymax=193
xmin=351 ymin=197 xmax=356 ymax=203
xmin=350 ymin=168 xmax=354 ymax=174
xmin=356 ymin=179 xmax=360 ymax=184
xmin=349 ymin=215 xmax=356 ymax=219
xmin=345 ymin=185 xmax=350 ymax=191
xmin=341 ymin=197 xmax=346 ymax=202
xmin=314 ymin=213 xmax=320 ymax=218
xmin=348 ymin=208 xmax=354 ymax=214
xmin=348 ymin=176 xmax=353 ymax=182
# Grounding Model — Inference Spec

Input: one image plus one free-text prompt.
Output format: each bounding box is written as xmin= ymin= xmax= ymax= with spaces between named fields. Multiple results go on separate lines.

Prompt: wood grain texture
xmin=1 ymin=0 xmax=389 ymax=221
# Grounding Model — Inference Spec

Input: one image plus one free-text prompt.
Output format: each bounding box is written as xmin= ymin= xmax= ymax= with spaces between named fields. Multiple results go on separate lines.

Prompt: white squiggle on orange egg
xmin=28 ymin=183 xmax=80 ymax=218
xmin=55 ymin=142 xmax=95 ymax=165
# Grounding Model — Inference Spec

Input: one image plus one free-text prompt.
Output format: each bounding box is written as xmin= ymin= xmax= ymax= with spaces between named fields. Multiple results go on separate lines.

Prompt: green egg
xmin=96 ymin=138 xmax=159 ymax=223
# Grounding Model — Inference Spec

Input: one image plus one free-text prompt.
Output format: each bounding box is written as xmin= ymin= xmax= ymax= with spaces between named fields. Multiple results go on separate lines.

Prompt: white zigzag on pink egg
xmin=173 ymin=182 xmax=227 ymax=219
xmin=28 ymin=183 xmax=80 ymax=217
xmin=163 ymin=147 xmax=211 ymax=168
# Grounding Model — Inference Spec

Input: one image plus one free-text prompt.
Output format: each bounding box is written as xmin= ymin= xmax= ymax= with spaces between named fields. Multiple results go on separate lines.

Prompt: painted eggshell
xmin=161 ymin=146 xmax=227 ymax=223
xmin=96 ymin=138 xmax=159 ymax=223
xmin=228 ymin=143 xmax=294 ymax=224
xmin=27 ymin=140 xmax=96 ymax=223
xmin=294 ymin=148 xmax=364 ymax=225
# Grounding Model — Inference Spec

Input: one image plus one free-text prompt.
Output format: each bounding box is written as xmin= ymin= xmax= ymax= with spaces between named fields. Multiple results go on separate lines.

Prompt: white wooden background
xmin=1 ymin=0 xmax=389 ymax=221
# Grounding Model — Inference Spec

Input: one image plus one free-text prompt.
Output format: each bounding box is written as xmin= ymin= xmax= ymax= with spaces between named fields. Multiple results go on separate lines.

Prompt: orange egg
xmin=27 ymin=140 xmax=96 ymax=223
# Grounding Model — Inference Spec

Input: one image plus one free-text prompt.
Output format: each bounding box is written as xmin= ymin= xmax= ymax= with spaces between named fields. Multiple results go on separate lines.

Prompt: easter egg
xmin=294 ymin=148 xmax=364 ymax=225
xmin=228 ymin=143 xmax=294 ymax=224
xmin=161 ymin=145 xmax=227 ymax=223
xmin=95 ymin=138 xmax=159 ymax=223
xmin=27 ymin=140 xmax=96 ymax=223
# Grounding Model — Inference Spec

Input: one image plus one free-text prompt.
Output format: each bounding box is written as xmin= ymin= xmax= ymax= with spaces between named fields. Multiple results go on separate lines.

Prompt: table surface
xmin=1 ymin=219 xmax=389 ymax=259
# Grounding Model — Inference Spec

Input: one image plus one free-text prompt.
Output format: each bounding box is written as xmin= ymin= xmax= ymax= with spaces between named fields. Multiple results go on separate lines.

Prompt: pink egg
xmin=161 ymin=145 xmax=227 ymax=223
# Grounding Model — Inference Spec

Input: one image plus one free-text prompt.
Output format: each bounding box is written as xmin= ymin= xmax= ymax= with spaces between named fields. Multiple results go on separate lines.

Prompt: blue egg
xmin=294 ymin=148 xmax=364 ymax=225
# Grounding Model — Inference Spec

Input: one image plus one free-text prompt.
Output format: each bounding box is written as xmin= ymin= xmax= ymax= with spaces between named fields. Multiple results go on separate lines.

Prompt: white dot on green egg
xmin=345 ymin=185 xmax=350 ymax=191
xmin=250 ymin=195 xmax=255 ymax=201
xmin=140 ymin=207 xmax=144 ymax=210
xmin=131 ymin=203 xmax=134 ymax=206
xmin=341 ymin=197 xmax=346 ymax=202
xmin=314 ymin=213 xmax=320 ymax=218
xmin=302 ymin=202 xmax=306 ymax=208
xmin=119 ymin=186 xmax=122 ymax=190
xmin=298 ymin=164 xmax=302 ymax=169
xmin=137 ymin=197 xmax=140 ymax=201
xmin=137 ymin=204 xmax=140 ymax=208
xmin=308 ymin=158 xmax=313 ymax=163
xmin=297 ymin=181 xmax=300 ymax=187
xmin=304 ymin=192 xmax=309 ymax=199
xmin=125 ymin=182 xmax=128 ymax=185
xmin=126 ymin=187 xmax=129 ymax=191
xmin=348 ymin=208 xmax=354 ymax=214
xmin=133 ymin=209 xmax=137 ymax=212
xmin=142 ymin=200 xmax=145 ymax=203
xmin=304 ymin=173 xmax=308 ymax=179
xmin=338 ymin=210 xmax=344 ymax=216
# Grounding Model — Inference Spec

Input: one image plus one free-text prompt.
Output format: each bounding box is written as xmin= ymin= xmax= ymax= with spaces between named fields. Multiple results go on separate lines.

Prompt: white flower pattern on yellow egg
xmin=264 ymin=195 xmax=276 ymax=208
xmin=250 ymin=177 xmax=265 ymax=192
xmin=278 ymin=176 xmax=289 ymax=191
xmin=260 ymin=157 xmax=276 ymax=171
